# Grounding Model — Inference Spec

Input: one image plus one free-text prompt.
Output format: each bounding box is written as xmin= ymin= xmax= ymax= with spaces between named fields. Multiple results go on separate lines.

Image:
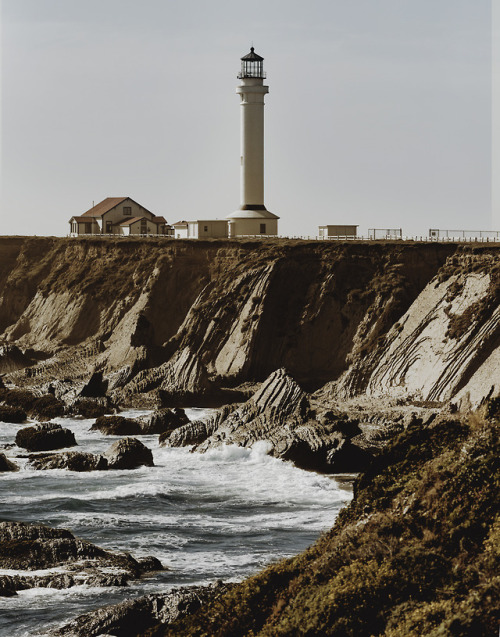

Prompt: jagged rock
xmin=0 ymin=452 xmax=19 ymax=472
xmin=15 ymin=422 xmax=77 ymax=451
xmin=28 ymin=451 xmax=108 ymax=472
xmin=91 ymin=415 xmax=143 ymax=436
xmin=0 ymin=404 xmax=27 ymax=423
xmin=49 ymin=581 xmax=232 ymax=637
xmin=167 ymin=369 xmax=381 ymax=473
xmin=121 ymin=347 xmax=212 ymax=401
xmin=79 ymin=370 xmax=109 ymax=397
xmin=164 ymin=403 xmax=239 ymax=447
xmin=141 ymin=407 xmax=190 ymax=435
xmin=103 ymin=437 xmax=154 ymax=469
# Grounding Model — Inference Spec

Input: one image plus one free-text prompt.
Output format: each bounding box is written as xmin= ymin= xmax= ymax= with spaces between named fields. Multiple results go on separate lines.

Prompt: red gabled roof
xmin=81 ymin=197 xmax=130 ymax=218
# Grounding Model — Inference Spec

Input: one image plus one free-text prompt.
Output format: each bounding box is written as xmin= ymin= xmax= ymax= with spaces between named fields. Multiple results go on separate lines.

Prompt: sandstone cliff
xmin=0 ymin=237 xmax=498 ymax=408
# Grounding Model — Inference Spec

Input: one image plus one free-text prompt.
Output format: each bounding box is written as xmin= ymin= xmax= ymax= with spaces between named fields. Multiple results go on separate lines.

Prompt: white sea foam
xmin=0 ymin=410 xmax=352 ymax=637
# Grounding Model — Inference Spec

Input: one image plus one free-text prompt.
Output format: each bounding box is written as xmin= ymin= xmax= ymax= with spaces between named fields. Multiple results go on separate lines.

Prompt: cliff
xmin=0 ymin=237 xmax=498 ymax=409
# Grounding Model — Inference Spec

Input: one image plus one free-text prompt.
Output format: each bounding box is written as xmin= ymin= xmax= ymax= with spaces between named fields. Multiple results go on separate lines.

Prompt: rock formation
xmin=0 ymin=521 xmax=163 ymax=596
xmin=49 ymin=581 xmax=232 ymax=637
xmin=163 ymin=369 xmax=428 ymax=473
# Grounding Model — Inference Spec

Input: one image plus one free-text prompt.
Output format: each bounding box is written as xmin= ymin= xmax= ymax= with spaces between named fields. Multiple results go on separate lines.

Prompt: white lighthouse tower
xmin=227 ymin=47 xmax=279 ymax=237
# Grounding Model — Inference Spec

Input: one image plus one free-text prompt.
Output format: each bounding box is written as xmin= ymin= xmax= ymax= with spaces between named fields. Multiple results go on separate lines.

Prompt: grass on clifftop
xmin=145 ymin=403 xmax=500 ymax=637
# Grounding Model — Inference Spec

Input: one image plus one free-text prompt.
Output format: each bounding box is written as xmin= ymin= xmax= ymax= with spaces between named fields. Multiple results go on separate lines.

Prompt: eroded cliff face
xmin=0 ymin=237 xmax=498 ymax=407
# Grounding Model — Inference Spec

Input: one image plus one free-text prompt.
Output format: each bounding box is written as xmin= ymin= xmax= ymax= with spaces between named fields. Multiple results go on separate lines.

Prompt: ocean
xmin=0 ymin=409 xmax=352 ymax=636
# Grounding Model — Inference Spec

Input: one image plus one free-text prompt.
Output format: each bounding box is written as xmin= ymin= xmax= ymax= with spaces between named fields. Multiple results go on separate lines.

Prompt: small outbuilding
xmin=318 ymin=225 xmax=358 ymax=239
xmin=173 ymin=220 xmax=229 ymax=239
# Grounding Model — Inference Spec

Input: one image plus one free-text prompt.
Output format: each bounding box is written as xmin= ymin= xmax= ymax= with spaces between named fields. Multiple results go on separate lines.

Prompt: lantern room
xmin=238 ymin=47 xmax=266 ymax=79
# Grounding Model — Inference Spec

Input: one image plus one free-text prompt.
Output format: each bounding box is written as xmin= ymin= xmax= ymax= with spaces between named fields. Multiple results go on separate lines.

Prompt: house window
xmin=85 ymin=223 xmax=92 ymax=234
xmin=204 ymin=226 xmax=208 ymax=232
xmin=123 ymin=206 xmax=132 ymax=216
xmin=140 ymin=221 xmax=147 ymax=234
xmin=106 ymin=221 xmax=113 ymax=234
xmin=260 ymin=223 xmax=266 ymax=234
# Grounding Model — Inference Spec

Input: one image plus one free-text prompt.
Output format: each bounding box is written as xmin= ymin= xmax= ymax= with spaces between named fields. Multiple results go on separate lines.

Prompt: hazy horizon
xmin=1 ymin=1 xmax=493 ymax=237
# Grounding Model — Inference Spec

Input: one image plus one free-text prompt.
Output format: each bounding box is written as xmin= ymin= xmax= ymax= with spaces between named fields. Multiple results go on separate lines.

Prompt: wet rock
xmin=0 ymin=404 xmax=27 ymax=423
xmin=91 ymin=415 xmax=143 ymax=436
xmin=142 ymin=407 xmax=190 ymax=435
xmin=137 ymin=555 xmax=164 ymax=573
xmin=15 ymin=422 xmax=77 ymax=452
xmin=0 ymin=452 xmax=19 ymax=472
xmin=0 ymin=573 xmax=77 ymax=597
xmin=84 ymin=573 xmax=129 ymax=587
xmin=28 ymin=451 xmax=108 ymax=472
xmin=0 ymin=521 xmax=155 ymax=581
xmin=50 ymin=581 xmax=232 ymax=637
xmin=103 ymin=437 xmax=154 ymax=470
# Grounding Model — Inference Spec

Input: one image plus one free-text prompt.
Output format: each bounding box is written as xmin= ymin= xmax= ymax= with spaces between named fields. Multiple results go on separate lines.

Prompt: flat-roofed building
xmin=318 ymin=225 xmax=358 ymax=239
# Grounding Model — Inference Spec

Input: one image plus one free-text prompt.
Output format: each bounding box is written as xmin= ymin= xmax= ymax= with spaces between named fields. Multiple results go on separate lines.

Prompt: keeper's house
xmin=69 ymin=197 xmax=172 ymax=236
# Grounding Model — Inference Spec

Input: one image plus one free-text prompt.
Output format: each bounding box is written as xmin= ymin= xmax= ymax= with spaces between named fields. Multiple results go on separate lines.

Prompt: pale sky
xmin=1 ymin=0 xmax=492 ymax=237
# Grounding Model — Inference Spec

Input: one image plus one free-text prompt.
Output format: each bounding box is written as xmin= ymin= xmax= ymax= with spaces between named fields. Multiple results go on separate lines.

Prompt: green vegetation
xmin=147 ymin=406 xmax=500 ymax=636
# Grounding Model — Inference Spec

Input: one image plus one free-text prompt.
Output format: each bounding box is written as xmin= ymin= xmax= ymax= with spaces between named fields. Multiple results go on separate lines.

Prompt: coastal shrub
xmin=0 ymin=405 xmax=27 ymax=423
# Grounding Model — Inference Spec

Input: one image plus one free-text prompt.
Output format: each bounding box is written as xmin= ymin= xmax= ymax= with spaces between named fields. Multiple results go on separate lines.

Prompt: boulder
xmin=0 ymin=452 xmax=19 ymax=472
xmin=0 ymin=521 xmax=147 ymax=575
xmin=69 ymin=398 xmax=108 ymax=419
xmin=141 ymin=407 xmax=190 ymax=435
xmin=28 ymin=451 xmax=108 ymax=472
xmin=103 ymin=437 xmax=154 ymax=470
xmin=91 ymin=415 xmax=143 ymax=436
xmin=0 ymin=404 xmax=27 ymax=423
xmin=15 ymin=423 xmax=77 ymax=452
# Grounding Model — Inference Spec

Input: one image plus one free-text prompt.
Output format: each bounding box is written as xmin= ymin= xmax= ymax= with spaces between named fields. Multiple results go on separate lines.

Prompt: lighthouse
xmin=227 ymin=47 xmax=279 ymax=237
